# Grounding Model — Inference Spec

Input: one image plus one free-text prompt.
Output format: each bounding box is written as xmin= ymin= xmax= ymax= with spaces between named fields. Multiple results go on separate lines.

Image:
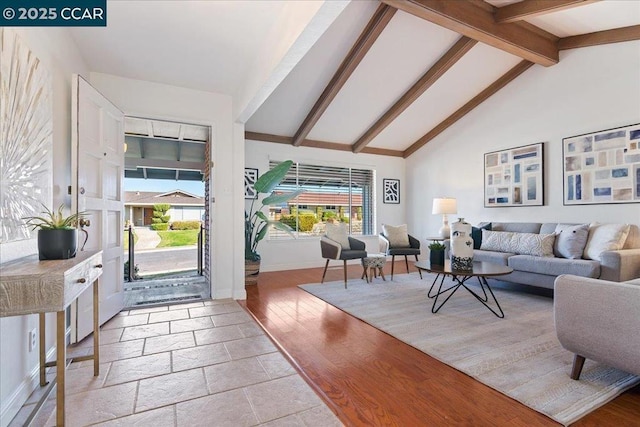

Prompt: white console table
xmin=0 ymin=250 xmax=103 ymax=426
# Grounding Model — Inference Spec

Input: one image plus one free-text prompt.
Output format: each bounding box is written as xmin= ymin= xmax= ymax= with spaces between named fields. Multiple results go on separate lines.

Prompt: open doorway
xmin=122 ymin=117 xmax=211 ymax=307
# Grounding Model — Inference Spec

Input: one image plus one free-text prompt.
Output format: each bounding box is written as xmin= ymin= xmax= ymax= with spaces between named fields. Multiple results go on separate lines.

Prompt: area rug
xmin=299 ymin=273 xmax=640 ymax=426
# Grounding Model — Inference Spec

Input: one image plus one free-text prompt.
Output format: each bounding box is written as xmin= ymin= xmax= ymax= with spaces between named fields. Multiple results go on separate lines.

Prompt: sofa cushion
xmin=382 ymin=224 xmax=410 ymax=248
xmin=481 ymin=230 xmax=555 ymax=257
xmin=508 ymin=255 xmax=600 ymax=278
xmin=473 ymin=249 xmax=513 ymax=266
xmin=554 ymin=223 xmax=589 ymax=259
xmin=326 ymin=223 xmax=350 ymax=249
xmin=583 ymin=223 xmax=631 ymax=261
xmin=471 ymin=223 xmax=491 ymax=249
xmin=540 ymin=223 xmax=559 ymax=234
xmin=491 ymin=222 xmax=542 ymax=234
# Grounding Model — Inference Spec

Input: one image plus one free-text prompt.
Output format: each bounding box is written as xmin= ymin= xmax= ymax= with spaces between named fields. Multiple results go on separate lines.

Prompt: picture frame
xmin=484 ymin=142 xmax=544 ymax=207
xmin=244 ymin=168 xmax=258 ymax=199
xmin=563 ymin=123 xmax=640 ymax=205
xmin=383 ymin=179 xmax=400 ymax=204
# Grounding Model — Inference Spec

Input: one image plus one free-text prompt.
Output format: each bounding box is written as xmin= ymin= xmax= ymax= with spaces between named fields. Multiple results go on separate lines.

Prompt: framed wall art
xmin=0 ymin=29 xmax=53 ymax=243
xmin=244 ymin=168 xmax=258 ymax=199
xmin=484 ymin=142 xmax=544 ymax=207
xmin=383 ymin=179 xmax=400 ymax=204
xmin=563 ymin=123 xmax=640 ymax=205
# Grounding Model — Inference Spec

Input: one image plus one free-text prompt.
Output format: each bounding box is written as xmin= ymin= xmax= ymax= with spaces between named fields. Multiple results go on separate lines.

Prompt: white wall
xmin=245 ymin=139 xmax=406 ymax=271
xmin=90 ymin=73 xmax=246 ymax=300
xmin=0 ymin=28 xmax=89 ymax=426
xmin=406 ymin=41 xmax=640 ymax=244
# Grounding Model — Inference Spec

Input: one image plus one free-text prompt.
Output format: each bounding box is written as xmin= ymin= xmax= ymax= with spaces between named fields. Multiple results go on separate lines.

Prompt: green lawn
xmin=123 ymin=229 xmax=138 ymax=250
xmin=157 ymin=229 xmax=199 ymax=247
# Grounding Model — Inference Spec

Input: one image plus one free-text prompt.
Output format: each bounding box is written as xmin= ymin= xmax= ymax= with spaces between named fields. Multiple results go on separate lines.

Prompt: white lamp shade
xmin=432 ymin=198 xmax=457 ymax=215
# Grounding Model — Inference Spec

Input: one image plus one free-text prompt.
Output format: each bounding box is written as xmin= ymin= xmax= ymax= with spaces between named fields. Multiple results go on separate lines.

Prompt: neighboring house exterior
xmin=125 ymin=190 xmax=205 ymax=226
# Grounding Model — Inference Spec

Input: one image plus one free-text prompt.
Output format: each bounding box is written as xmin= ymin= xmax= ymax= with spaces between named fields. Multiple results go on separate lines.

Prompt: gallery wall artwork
xmin=244 ymin=168 xmax=258 ymax=199
xmin=0 ymin=29 xmax=53 ymax=243
xmin=563 ymin=123 xmax=640 ymax=205
xmin=484 ymin=142 xmax=544 ymax=207
xmin=383 ymin=179 xmax=400 ymax=204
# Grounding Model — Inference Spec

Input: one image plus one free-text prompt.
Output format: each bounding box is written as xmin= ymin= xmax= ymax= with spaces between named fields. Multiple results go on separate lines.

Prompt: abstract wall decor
xmin=0 ymin=29 xmax=53 ymax=243
xmin=244 ymin=168 xmax=258 ymax=199
xmin=383 ymin=179 xmax=400 ymax=204
xmin=484 ymin=142 xmax=544 ymax=207
xmin=563 ymin=123 xmax=640 ymax=205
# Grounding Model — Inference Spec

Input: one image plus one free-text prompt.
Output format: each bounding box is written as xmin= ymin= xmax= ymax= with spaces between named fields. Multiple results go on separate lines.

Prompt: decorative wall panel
xmin=0 ymin=29 xmax=53 ymax=243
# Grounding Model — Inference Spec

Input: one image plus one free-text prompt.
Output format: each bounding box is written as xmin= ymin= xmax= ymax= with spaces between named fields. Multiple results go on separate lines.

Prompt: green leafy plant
xmin=23 ymin=204 xmax=86 ymax=230
xmin=245 ymin=160 xmax=303 ymax=261
xmin=428 ymin=241 xmax=446 ymax=251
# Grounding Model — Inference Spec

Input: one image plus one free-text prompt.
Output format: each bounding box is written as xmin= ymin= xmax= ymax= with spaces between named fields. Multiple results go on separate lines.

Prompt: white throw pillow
xmin=583 ymin=223 xmax=630 ymax=261
xmin=326 ymin=222 xmax=351 ymax=249
xmin=382 ymin=224 xmax=410 ymax=248
xmin=481 ymin=230 xmax=555 ymax=257
xmin=554 ymin=224 xmax=589 ymax=259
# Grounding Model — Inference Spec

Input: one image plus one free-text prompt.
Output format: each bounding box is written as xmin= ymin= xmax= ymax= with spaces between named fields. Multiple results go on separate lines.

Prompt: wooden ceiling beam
xmin=495 ymin=0 xmax=598 ymax=24
xmin=291 ymin=4 xmax=396 ymax=147
xmin=245 ymin=131 xmax=404 ymax=157
xmin=403 ymin=60 xmax=534 ymax=158
xmin=351 ymin=36 xmax=477 ymax=153
xmin=559 ymin=25 xmax=640 ymax=50
xmin=382 ymin=0 xmax=558 ymax=66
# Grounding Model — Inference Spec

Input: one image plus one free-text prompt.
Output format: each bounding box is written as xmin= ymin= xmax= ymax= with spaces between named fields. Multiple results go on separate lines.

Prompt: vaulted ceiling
xmin=70 ymin=1 xmax=640 ymax=159
xmin=245 ymin=0 xmax=640 ymax=157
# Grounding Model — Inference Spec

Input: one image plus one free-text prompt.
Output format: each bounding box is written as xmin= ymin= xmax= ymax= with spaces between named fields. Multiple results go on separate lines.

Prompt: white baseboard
xmin=0 ymin=346 xmax=56 ymax=427
xmin=261 ymin=257 xmax=390 ymax=273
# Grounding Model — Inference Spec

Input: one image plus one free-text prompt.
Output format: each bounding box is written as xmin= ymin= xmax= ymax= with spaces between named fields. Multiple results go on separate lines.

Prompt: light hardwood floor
xmin=241 ymin=261 xmax=640 ymax=427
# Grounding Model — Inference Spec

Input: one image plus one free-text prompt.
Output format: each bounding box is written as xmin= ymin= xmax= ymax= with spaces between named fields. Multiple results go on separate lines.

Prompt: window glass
xmin=268 ymin=161 xmax=375 ymax=239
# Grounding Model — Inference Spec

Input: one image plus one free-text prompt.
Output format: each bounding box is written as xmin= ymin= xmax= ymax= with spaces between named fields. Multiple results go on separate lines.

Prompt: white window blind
xmin=268 ymin=161 xmax=375 ymax=239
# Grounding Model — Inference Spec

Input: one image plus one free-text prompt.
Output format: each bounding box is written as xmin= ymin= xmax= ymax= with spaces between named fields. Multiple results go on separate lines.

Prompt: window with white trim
xmin=268 ymin=161 xmax=375 ymax=239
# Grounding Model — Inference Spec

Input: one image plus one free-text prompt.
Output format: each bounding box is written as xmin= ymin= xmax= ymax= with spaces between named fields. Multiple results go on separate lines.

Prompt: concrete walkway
xmin=133 ymin=226 xmax=161 ymax=250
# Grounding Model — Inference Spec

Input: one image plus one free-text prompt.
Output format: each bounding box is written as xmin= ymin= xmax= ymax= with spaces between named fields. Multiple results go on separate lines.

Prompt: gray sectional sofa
xmin=470 ymin=222 xmax=640 ymax=289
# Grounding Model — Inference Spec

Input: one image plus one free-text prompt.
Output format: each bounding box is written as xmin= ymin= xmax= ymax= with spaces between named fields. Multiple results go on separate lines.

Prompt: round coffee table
xmin=414 ymin=260 xmax=513 ymax=318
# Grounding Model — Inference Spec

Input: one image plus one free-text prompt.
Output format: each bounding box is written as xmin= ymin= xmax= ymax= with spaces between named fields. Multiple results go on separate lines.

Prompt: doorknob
xmin=79 ymin=187 xmax=85 ymax=195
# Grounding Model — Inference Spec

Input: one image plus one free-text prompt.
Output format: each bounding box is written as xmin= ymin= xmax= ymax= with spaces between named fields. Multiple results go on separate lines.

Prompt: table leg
xmin=93 ymin=278 xmax=100 ymax=376
xmin=56 ymin=310 xmax=66 ymax=426
xmin=431 ymin=275 xmax=462 ymax=314
xmin=39 ymin=313 xmax=47 ymax=386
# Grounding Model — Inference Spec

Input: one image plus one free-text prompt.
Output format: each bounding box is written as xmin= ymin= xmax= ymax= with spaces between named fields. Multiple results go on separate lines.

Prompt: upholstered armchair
xmin=379 ymin=224 xmax=422 ymax=280
xmin=321 ymin=224 xmax=367 ymax=288
xmin=554 ymin=274 xmax=640 ymax=380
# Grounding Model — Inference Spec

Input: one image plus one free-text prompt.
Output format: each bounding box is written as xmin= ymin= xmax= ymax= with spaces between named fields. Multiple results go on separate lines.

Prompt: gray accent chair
xmin=379 ymin=233 xmax=422 ymax=280
xmin=554 ymin=274 xmax=640 ymax=380
xmin=321 ymin=236 xmax=367 ymax=288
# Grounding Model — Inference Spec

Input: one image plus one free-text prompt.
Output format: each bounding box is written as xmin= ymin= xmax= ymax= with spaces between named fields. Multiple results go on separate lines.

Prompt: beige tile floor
xmin=10 ymin=300 xmax=342 ymax=427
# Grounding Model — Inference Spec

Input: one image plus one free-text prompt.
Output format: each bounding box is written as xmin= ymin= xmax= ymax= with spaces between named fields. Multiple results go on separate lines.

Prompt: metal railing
xmin=127 ymin=225 xmax=135 ymax=282
xmin=125 ymin=224 xmax=204 ymax=280
xmin=197 ymin=224 xmax=204 ymax=276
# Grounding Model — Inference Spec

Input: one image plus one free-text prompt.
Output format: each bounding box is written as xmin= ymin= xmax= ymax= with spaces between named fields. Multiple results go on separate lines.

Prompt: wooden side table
xmin=0 ymin=250 xmax=103 ymax=426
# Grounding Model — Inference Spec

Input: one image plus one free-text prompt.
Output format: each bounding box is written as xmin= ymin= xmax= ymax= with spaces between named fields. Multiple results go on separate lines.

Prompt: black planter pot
xmin=38 ymin=229 xmax=78 ymax=260
xmin=429 ymin=250 xmax=445 ymax=266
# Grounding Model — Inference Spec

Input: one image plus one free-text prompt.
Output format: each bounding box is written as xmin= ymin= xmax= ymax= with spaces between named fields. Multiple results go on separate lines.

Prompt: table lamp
xmin=432 ymin=197 xmax=457 ymax=239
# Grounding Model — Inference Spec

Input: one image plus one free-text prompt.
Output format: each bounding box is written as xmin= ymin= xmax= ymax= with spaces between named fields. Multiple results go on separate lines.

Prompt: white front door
xmin=71 ymin=75 xmax=125 ymax=342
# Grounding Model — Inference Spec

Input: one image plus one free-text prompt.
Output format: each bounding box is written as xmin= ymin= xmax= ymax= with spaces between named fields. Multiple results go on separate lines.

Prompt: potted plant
xmin=23 ymin=204 xmax=86 ymax=260
xmin=428 ymin=241 xmax=446 ymax=266
xmin=245 ymin=160 xmax=303 ymax=284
